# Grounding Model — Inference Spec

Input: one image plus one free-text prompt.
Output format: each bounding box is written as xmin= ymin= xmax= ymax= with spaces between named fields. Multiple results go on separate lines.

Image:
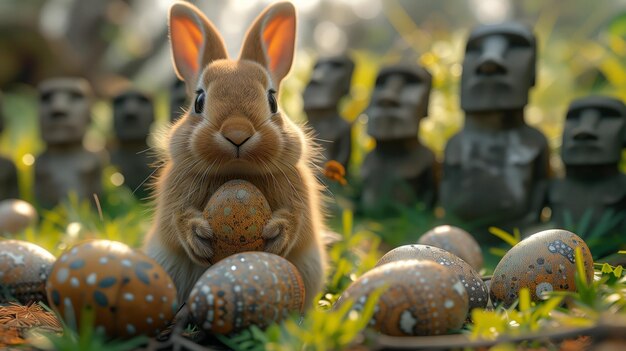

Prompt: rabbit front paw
xmin=176 ymin=208 xmax=214 ymax=264
xmin=262 ymin=208 xmax=293 ymax=256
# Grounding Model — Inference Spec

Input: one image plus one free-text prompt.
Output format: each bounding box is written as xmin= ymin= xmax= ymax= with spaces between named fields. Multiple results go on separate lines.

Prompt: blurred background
xmin=1 ymin=0 xmax=625 ymax=204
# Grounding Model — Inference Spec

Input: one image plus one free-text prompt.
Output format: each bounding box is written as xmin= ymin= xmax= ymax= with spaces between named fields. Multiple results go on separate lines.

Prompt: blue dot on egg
xmin=137 ymin=261 xmax=153 ymax=270
xmin=98 ymin=277 xmax=117 ymax=288
xmin=51 ymin=289 xmax=61 ymax=306
xmin=135 ymin=268 xmax=150 ymax=285
xmin=69 ymin=259 xmax=85 ymax=270
xmin=93 ymin=291 xmax=108 ymax=307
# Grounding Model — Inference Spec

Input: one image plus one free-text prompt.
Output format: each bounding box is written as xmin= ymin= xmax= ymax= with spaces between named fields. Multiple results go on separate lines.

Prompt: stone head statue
xmin=461 ymin=22 xmax=536 ymax=112
xmin=113 ymin=89 xmax=154 ymax=143
xmin=302 ymin=55 xmax=355 ymax=111
xmin=366 ymin=64 xmax=432 ymax=141
xmin=561 ymin=96 xmax=626 ymax=166
xmin=38 ymin=78 xmax=92 ymax=146
xmin=170 ymin=78 xmax=187 ymax=122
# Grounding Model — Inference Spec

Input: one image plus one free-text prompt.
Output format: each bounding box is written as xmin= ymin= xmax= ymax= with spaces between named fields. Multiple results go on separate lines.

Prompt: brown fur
xmin=143 ymin=2 xmax=327 ymax=308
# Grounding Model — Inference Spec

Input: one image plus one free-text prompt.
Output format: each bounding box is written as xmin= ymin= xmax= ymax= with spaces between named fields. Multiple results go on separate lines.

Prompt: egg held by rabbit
xmin=143 ymin=1 xmax=327 ymax=310
xmin=203 ymin=179 xmax=271 ymax=263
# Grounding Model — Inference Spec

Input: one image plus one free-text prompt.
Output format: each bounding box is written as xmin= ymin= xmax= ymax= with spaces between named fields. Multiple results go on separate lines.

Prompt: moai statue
xmin=302 ymin=55 xmax=354 ymax=170
xmin=35 ymin=78 xmax=103 ymax=209
xmin=549 ymin=96 xmax=626 ymax=231
xmin=170 ymin=78 xmax=187 ymax=123
xmin=440 ymin=22 xmax=550 ymax=236
xmin=111 ymin=89 xmax=155 ymax=198
xmin=359 ymin=64 xmax=436 ymax=215
xmin=0 ymin=92 xmax=19 ymax=200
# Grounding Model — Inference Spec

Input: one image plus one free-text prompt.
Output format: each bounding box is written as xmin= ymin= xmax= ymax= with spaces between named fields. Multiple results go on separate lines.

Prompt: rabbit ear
xmin=239 ymin=2 xmax=296 ymax=88
xmin=169 ymin=2 xmax=228 ymax=86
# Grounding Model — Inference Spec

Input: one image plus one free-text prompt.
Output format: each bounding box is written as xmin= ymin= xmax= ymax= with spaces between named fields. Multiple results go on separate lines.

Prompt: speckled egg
xmin=336 ymin=260 xmax=468 ymax=336
xmin=45 ymin=240 xmax=177 ymax=338
xmin=376 ymin=244 xmax=488 ymax=311
xmin=0 ymin=200 xmax=38 ymax=234
xmin=490 ymin=229 xmax=594 ymax=307
xmin=188 ymin=252 xmax=304 ymax=334
xmin=0 ymin=240 xmax=55 ymax=304
xmin=204 ymin=180 xmax=271 ymax=263
xmin=417 ymin=225 xmax=483 ymax=271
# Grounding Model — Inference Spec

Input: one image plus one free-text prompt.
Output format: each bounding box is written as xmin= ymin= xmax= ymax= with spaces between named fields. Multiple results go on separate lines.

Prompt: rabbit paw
xmin=262 ymin=208 xmax=293 ymax=256
xmin=176 ymin=208 xmax=214 ymax=263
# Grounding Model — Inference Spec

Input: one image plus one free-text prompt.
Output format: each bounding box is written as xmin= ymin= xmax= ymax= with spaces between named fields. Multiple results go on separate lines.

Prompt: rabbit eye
xmin=268 ymin=89 xmax=277 ymax=114
xmin=194 ymin=90 xmax=205 ymax=114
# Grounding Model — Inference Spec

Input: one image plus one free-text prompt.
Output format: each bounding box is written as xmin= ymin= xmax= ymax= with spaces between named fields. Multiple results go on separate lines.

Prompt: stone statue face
xmin=113 ymin=90 xmax=154 ymax=142
xmin=302 ymin=56 xmax=354 ymax=111
xmin=38 ymin=78 xmax=92 ymax=145
xmin=561 ymin=96 xmax=626 ymax=166
xmin=366 ymin=65 xmax=431 ymax=141
xmin=461 ymin=22 xmax=536 ymax=112
xmin=170 ymin=79 xmax=187 ymax=122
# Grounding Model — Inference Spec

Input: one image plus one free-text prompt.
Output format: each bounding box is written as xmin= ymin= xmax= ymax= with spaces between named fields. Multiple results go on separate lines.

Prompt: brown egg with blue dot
xmin=376 ymin=244 xmax=488 ymax=311
xmin=336 ymin=260 xmax=468 ymax=336
xmin=490 ymin=229 xmax=594 ymax=307
xmin=203 ymin=180 xmax=272 ymax=264
xmin=0 ymin=240 xmax=55 ymax=304
xmin=45 ymin=240 xmax=178 ymax=338
xmin=188 ymin=252 xmax=304 ymax=334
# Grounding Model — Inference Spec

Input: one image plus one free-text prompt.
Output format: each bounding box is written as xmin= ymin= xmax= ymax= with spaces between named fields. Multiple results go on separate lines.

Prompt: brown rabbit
xmin=143 ymin=1 xmax=327 ymax=308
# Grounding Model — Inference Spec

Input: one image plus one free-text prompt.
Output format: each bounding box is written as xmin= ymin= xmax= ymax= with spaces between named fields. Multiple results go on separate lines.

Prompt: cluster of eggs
xmin=334 ymin=225 xmax=485 ymax=336
xmin=0 ymin=179 xmax=597 ymax=340
xmin=335 ymin=225 xmax=595 ymax=337
xmin=187 ymin=180 xmax=306 ymax=334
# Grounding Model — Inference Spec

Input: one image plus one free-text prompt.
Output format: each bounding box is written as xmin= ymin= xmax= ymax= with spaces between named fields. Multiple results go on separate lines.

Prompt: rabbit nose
xmin=221 ymin=118 xmax=254 ymax=147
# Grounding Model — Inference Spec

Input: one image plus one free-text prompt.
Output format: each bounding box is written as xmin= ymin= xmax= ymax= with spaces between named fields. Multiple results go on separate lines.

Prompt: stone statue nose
xmin=221 ymin=118 xmax=254 ymax=147
xmin=376 ymin=76 xmax=403 ymax=107
xmin=476 ymin=35 xmax=508 ymax=75
xmin=476 ymin=58 xmax=507 ymax=75
xmin=572 ymin=109 xmax=601 ymax=141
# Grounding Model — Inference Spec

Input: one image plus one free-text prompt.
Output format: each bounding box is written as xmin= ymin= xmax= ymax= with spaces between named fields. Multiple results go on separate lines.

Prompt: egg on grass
xmin=45 ymin=240 xmax=178 ymax=338
xmin=417 ymin=225 xmax=483 ymax=271
xmin=335 ymin=260 xmax=468 ymax=336
xmin=0 ymin=199 xmax=38 ymax=235
xmin=0 ymin=240 xmax=55 ymax=304
xmin=490 ymin=229 xmax=594 ymax=307
xmin=376 ymin=244 xmax=488 ymax=311
xmin=188 ymin=251 xmax=304 ymax=334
